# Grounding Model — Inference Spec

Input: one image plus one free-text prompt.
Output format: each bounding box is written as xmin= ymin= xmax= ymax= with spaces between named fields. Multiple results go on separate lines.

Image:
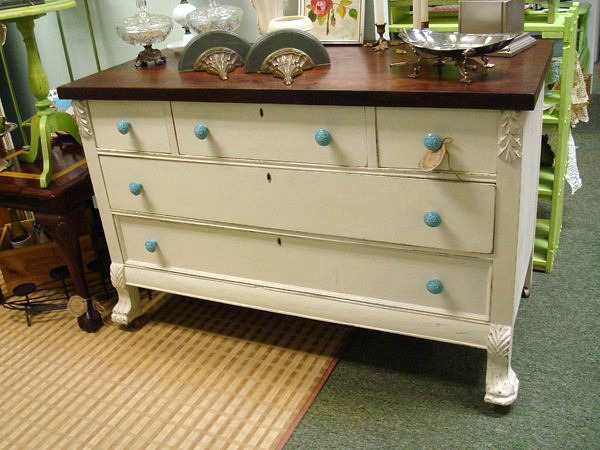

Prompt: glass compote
xmin=186 ymin=0 xmax=243 ymax=35
xmin=116 ymin=0 xmax=174 ymax=67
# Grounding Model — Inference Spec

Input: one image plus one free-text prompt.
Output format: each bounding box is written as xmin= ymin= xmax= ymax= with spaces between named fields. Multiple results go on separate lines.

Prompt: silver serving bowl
xmin=400 ymin=29 xmax=520 ymax=58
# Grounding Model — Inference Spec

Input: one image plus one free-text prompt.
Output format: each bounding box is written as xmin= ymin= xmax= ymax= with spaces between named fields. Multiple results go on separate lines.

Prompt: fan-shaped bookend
xmin=245 ymin=29 xmax=330 ymax=85
xmin=179 ymin=30 xmax=251 ymax=80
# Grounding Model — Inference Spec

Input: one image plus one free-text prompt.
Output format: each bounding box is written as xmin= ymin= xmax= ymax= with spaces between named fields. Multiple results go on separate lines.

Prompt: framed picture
xmin=298 ymin=0 xmax=366 ymax=44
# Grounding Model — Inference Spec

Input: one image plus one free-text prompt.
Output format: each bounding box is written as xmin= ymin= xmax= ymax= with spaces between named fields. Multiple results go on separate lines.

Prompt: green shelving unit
xmin=386 ymin=1 xmax=580 ymax=273
xmin=525 ymin=4 xmax=579 ymax=273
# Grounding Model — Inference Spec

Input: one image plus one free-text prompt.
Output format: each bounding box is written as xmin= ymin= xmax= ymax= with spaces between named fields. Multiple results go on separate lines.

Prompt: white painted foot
xmin=485 ymin=324 xmax=519 ymax=406
xmin=110 ymin=263 xmax=142 ymax=325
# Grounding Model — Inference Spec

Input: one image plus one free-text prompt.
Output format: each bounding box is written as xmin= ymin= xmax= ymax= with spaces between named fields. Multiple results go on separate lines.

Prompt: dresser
xmin=58 ymin=41 xmax=552 ymax=406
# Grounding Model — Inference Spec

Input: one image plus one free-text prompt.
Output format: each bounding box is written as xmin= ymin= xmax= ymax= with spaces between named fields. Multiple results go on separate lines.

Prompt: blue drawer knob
xmin=424 ymin=211 xmax=442 ymax=228
xmin=426 ymin=279 xmax=444 ymax=295
xmin=423 ymin=133 xmax=443 ymax=152
xmin=194 ymin=124 xmax=209 ymax=140
xmin=144 ymin=240 xmax=158 ymax=253
xmin=117 ymin=120 xmax=131 ymax=135
xmin=128 ymin=182 xmax=143 ymax=196
xmin=315 ymin=128 xmax=332 ymax=146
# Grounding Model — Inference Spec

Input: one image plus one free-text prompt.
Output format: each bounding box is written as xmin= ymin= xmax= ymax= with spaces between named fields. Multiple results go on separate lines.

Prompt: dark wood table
xmin=0 ymin=137 xmax=102 ymax=332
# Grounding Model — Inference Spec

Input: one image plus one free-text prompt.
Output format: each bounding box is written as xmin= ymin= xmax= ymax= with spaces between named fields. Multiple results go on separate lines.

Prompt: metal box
xmin=459 ymin=0 xmax=524 ymax=34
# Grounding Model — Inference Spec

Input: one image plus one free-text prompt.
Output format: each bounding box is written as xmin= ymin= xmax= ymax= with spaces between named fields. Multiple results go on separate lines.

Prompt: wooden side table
xmin=0 ymin=0 xmax=81 ymax=188
xmin=0 ymin=137 xmax=102 ymax=332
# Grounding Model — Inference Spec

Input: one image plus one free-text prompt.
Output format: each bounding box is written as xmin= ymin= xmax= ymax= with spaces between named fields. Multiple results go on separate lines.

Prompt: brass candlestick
xmin=365 ymin=23 xmax=403 ymax=52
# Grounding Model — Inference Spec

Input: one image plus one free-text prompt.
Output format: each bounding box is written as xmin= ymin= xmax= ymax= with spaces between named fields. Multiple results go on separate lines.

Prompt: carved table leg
xmin=36 ymin=208 xmax=102 ymax=332
xmin=485 ymin=325 xmax=519 ymax=406
xmin=110 ymin=262 xmax=142 ymax=325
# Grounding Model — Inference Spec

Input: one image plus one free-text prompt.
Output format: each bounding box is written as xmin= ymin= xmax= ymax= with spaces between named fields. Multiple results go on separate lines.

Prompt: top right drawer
xmin=377 ymin=108 xmax=499 ymax=175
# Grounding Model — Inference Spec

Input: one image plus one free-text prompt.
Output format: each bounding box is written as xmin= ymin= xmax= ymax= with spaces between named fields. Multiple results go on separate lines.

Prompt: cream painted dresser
xmin=58 ymin=42 xmax=553 ymax=406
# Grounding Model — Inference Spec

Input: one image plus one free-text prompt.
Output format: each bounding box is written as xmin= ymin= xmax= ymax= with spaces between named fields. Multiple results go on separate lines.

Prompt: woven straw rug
xmin=0 ymin=291 xmax=350 ymax=449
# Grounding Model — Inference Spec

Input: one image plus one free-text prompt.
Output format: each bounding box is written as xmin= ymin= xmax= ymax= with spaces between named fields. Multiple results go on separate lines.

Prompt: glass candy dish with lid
xmin=186 ymin=0 xmax=243 ymax=35
xmin=116 ymin=0 xmax=173 ymax=67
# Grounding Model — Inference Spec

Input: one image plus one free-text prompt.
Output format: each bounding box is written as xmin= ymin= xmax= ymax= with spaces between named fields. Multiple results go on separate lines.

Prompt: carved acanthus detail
xmin=72 ymin=100 xmax=93 ymax=140
xmin=194 ymin=47 xmax=244 ymax=80
xmin=110 ymin=263 xmax=126 ymax=290
xmin=487 ymin=325 xmax=512 ymax=357
xmin=259 ymin=48 xmax=315 ymax=86
xmin=485 ymin=324 xmax=519 ymax=405
xmin=498 ymin=110 xmax=523 ymax=163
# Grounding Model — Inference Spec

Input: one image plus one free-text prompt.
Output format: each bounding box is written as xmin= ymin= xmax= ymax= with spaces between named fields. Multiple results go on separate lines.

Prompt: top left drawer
xmin=88 ymin=100 xmax=175 ymax=154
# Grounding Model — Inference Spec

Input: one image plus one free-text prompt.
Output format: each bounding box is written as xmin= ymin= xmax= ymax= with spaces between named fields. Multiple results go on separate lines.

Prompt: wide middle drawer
xmin=101 ymin=156 xmax=496 ymax=253
xmin=172 ymin=102 xmax=368 ymax=166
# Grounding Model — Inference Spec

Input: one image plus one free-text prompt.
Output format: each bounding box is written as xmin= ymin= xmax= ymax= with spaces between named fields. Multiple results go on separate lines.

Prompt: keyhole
xmin=259 ymin=108 xmax=264 ymax=117
xmin=277 ymin=238 xmax=282 ymax=246
xmin=267 ymin=173 xmax=272 ymax=183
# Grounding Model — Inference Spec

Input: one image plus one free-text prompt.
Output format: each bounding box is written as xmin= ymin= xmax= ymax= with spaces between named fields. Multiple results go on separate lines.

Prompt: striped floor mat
xmin=0 ymin=294 xmax=350 ymax=449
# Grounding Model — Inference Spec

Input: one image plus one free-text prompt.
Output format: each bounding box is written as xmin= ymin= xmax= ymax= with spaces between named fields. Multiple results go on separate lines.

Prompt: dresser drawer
xmin=101 ymin=156 xmax=495 ymax=253
xmin=118 ymin=216 xmax=492 ymax=319
xmin=172 ymin=102 xmax=368 ymax=166
xmin=89 ymin=100 xmax=175 ymax=153
xmin=377 ymin=108 xmax=498 ymax=174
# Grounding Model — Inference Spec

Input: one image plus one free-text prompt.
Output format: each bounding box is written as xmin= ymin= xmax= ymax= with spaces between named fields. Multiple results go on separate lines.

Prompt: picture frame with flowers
xmin=298 ymin=0 xmax=366 ymax=44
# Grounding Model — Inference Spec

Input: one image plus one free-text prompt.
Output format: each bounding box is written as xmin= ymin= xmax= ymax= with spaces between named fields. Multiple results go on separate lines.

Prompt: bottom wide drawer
xmin=117 ymin=216 xmax=492 ymax=319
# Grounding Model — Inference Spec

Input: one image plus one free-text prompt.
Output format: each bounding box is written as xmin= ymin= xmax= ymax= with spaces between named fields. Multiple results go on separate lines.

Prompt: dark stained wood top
xmin=0 ymin=138 xmax=93 ymax=214
xmin=58 ymin=40 xmax=553 ymax=111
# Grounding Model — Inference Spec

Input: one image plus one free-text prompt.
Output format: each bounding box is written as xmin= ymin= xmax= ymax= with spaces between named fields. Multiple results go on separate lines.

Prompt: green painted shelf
xmin=539 ymin=167 xmax=555 ymax=198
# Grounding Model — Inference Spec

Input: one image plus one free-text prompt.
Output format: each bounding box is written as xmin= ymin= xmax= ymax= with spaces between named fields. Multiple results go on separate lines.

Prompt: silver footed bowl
xmin=400 ymin=29 xmax=521 ymax=58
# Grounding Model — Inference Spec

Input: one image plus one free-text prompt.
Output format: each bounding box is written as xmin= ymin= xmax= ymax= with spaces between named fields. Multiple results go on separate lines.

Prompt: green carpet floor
xmin=285 ymin=96 xmax=599 ymax=449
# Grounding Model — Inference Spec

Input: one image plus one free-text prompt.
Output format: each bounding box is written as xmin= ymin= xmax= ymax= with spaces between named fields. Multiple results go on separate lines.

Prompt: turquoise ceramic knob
xmin=423 ymin=133 xmax=443 ymax=152
xmin=144 ymin=240 xmax=158 ymax=253
xmin=128 ymin=182 xmax=143 ymax=196
xmin=315 ymin=128 xmax=332 ymax=146
xmin=194 ymin=124 xmax=209 ymax=140
xmin=424 ymin=211 xmax=442 ymax=228
xmin=426 ymin=279 xmax=444 ymax=294
xmin=117 ymin=120 xmax=131 ymax=135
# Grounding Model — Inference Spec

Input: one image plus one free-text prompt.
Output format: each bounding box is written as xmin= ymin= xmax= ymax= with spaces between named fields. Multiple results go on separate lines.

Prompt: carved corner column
xmin=485 ymin=325 xmax=519 ymax=406
xmin=110 ymin=263 xmax=142 ymax=325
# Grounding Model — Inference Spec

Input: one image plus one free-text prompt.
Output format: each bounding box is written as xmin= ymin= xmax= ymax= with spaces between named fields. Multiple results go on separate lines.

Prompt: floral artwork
xmin=299 ymin=0 xmax=365 ymax=44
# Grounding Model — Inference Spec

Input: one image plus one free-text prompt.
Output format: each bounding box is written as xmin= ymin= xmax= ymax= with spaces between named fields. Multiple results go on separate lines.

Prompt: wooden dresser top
xmin=58 ymin=40 xmax=552 ymax=111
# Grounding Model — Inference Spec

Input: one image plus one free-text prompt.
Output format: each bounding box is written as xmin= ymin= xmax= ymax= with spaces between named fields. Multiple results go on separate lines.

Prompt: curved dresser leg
xmin=110 ymin=263 xmax=142 ymax=325
xmin=484 ymin=325 xmax=519 ymax=406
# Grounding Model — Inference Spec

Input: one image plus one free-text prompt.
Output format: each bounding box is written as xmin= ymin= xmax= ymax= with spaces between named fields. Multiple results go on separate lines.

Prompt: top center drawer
xmin=172 ymin=102 xmax=368 ymax=167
